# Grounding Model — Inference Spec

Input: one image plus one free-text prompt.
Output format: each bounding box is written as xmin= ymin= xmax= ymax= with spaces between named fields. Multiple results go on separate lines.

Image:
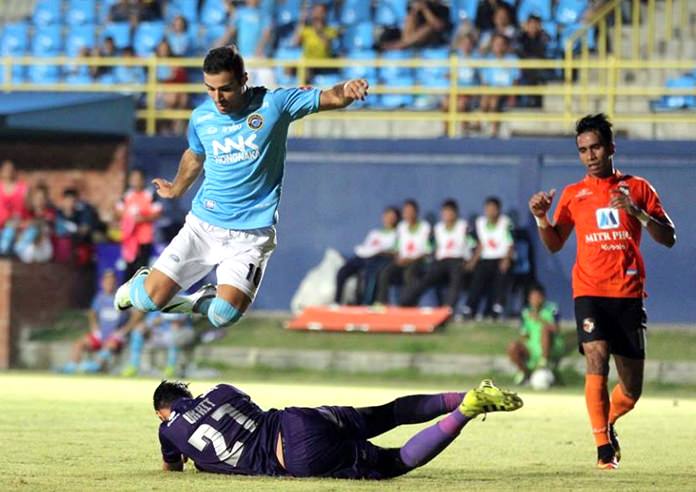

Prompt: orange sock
xmin=609 ymin=384 xmax=637 ymax=424
xmin=585 ymin=374 xmax=610 ymax=447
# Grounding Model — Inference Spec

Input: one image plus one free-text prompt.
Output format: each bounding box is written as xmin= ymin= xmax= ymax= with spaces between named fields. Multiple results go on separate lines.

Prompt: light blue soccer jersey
xmin=187 ymin=86 xmax=320 ymax=230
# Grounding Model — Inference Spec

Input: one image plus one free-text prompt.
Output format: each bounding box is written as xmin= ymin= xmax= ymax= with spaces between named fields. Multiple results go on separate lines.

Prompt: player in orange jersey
xmin=528 ymin=113 xmax=676 ymax=470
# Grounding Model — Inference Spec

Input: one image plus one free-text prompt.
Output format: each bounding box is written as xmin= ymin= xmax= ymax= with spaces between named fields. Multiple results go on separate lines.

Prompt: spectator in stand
xmin=137 ymin=0 xmax=162 ymax=21
xmin=474 ymin=0 xmax=514 ymax=32
xmin=478 ymin=6 xmax=518 ymax=54
xmin=166 ymin=14 xmax=194 ymax=57
xmin=121 ymin=312 xmax=196 ymax=378
xmin=400 ymin=199 xmax=473 ymax=310
xmin=217 ymin=0 xmax=273 ymax=59
xmin=109 ymin=0 xmax=134 ymax=22
xmin=111 ymin=0 xmax=161 ymax=25
xmin=59 ymin=270 xmax=131 ymax=374
xmin=462 ymin=196 xmax=514 ymax=320
xmin=116 ymin=168 xmax=163 ymax=282
xmin=479 ymin=34 xmax=520 ymax=137
xmin=381 ymin=0 xmax=452 ymax=51
xmin=155 ymin=39 xmax=189 ymax=135
xmin=64 ymin=46 xmax=94 ymax=84
xmin=293 ymin=2 xmax=339 ymax=80
xmin=54 ymin=187 xmax=103 ymax=266
xmin=334 ymin=206 xmax=400 ymax=305
xmin=442 ymin=30 xmax=480 ymax=136
xmin=375 ymin=199 xmax=432 ymax=305
xmin=508 ymin=284 xmax=565 ymax=385
xmin=91 ymin=36 xmax=118 ymax=82
xmin=113 ymin=46 xmax=146 ymax=85
xmin=13 ymin=183 xmax=56 ymax=263
xmin=516 ymin=14 xmax=551 ymax=108
xmin=0 ymin=159 xmax=29 ymax=256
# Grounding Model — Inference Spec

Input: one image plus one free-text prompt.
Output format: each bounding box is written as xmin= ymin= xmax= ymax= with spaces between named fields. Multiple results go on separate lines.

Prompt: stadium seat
xmin=32 ymin=24 xmax=63 ymax=55
xmin=377 ymin=75 xmax=415 ymax=109
xmin=457 ymin=56 xmax=479 ymax=86
xmin=379 ymin=49 xmax=414 ymax=81
xmin=101 ymin=22 xmax=132 ymax=50
xmin=98 ymin=0 xmax=120 ymax=23
xmin=481 ymin=55 xmax=521 ymax=87
xmin=134 ymin=21 xmax=166 ymax=57
xmin=276 ymin=0 xmax=302 ymax=26
xmin=32 ymin=0 xmax=62 ymax=26
xmin=340 ymin=0 xmax=371 ymax=26
xmin=66 ymin=0 xmax=97 ymax=26
xmin=450 ymin=0 xmax=478 ymax=24
xmin=374 ymin=0 xmax=409 ymax=27
xmin=653 ymin=76 xmax=696 ymax=110
xmin=343 ymin=21 xmax=374 ymax=51
xmin=273 ymin=47 xmax=302 ymax=86
xmin=1 ymin=22 xmax=29 ymax=56
xmin=418 ymin=47 xmax=449 ymax=82
xmin=555 ymin=0 xmax=587 ymax=25
xmin=341 ymin=49 xmax=377 ymax=82
xmin=559 ymin=23 xmax=595 ymax=52
xmin=200 ymin=0 xmax=228 ymax=26
xmin=66 ymin=24 xmax=97 ymax=56
xmin=311 ymin=73 xmax=342 ymax=87
xmin=517 ymin=0 xmax=552 ymax=22
xmin=166 ymin=0 xmax=199 ymax=24
xmin=199 ymin=24 xmax=226 ymax=53
xmin=167 ymin=22 xmax=198 ymax=56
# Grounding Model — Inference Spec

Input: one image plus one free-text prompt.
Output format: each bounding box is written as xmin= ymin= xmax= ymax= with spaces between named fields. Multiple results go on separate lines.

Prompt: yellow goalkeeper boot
xmin=459 ymin=379 xmax=524 ymax=418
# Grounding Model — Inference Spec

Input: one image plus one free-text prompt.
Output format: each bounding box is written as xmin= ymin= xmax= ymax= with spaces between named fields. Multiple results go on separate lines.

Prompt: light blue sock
xmin=78 ymin=359 xmax=102 ymax=373
xmin=97 ymin=349 xmax=113 ymax=364
xmin=197 ymin=297 xmax=213 ymax=316
xmin=207 ymin=298 xmax=242 ymax=329
xmin=129 ymin=274 xmax=158 ymax=312
xmin=166 ymin=345 xmax=179 ymax=368
xmin=58 ymin=361 xmax=78 ymax=374
xmin=129 ymin=330 xmax=145 ymax=369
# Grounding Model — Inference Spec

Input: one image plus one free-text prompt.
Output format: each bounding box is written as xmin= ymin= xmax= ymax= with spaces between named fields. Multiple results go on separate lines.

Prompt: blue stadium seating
xmin=66 ymin=0 xmax=97 ymax=26
xmin=199 ymin=24 xmax=226 ymax=54
xmin=343 ymin=21 xmax=374 ymax=51
xmin=340 ymin=0 xmax=372 ymax=26
xmin=517 ymin=0 xmax=552 ymax=22
xmin=200 ymin=0 xmax=228 ymax=26
xmin=555 ymin=0 xmax=587 ymax=25
xmin=653 ymin=76 xmax=696 ymax=110
xmin=64 ymin=67 xmax=93 ymax=84
xmin=66 ymin=24 xmax=97 ymax=56
xmin=450 ymin=0 xmax=478 ymax=24
xmin=559 ymin=23 xmax=596 ymax=51
xmin=480 ymin=55 xmax=520 ymax=87
xmin=101 ymin=22 xmax=132 ymax=50
xmin=342 ymin=49 xmax=378 ymax=82
xmin=1 ymin=22 xmax=29 ymax=56
xmin=418 ymin=47 xmax=449 ymax=82
xmin=134 ymin=21 xmax=166 ymax=57
xmin=32 ymin=24 xmax=63 ymax=55
xmin=98 ymin=0 xmax=120 ymax=23
xmin=276 ymin=0 xmax=302 ymax=26
xmin=375 ymin=0 xmax=409 ymax=27
xmin=166 ymin=0 xmax=199 ymax=23
xmin=377 ymin=75 xmax=415 ymax=109
xmin=167 ymin=23 xmax=198 ymax=56
xmin=33 ymin=0 xmax=62 ymax=26
xmin=312 ymin=73 xmax=342 ymax=87
xmin=273 ymin=47 xmax=302 ymax=86
xmin=379 ymin=49 xmax=414 ymax=81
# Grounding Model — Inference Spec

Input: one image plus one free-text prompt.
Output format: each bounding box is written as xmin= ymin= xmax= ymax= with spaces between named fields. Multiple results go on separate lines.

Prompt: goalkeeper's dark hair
xmin=203 ymin=45 xmax=245 ymax=83
xmin=153 ymin=380 xmax=193 ymax=411
xmin=575 ymin=113 xmax=614 ymax=147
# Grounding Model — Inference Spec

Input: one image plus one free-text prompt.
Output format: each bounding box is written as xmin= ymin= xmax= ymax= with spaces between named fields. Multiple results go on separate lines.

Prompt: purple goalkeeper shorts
xmin=279 ymin=406 xmax=402 ymax=480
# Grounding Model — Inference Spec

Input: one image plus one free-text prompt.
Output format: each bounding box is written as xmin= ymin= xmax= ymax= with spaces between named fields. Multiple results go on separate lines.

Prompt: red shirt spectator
xmin=0 ymin=160 xmax=29 ymax=227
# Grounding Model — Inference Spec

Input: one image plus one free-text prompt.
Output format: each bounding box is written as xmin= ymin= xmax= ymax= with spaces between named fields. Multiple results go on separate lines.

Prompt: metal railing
xmin=1 ymin=0 xmax=694 ymax=136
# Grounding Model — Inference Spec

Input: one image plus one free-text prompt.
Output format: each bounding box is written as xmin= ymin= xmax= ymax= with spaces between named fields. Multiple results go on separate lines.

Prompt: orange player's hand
xmin=610 ymin=188 xmax=641 ymax=216
xmin=152 ymin=178 xmax=176 ymax=199
xmin=528 ymin=189 xmax=556 ymax=218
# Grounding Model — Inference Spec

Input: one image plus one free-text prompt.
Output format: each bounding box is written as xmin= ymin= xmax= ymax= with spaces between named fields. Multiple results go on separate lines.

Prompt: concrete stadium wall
xmin=131 ymin=136 xmax=696 ymax=323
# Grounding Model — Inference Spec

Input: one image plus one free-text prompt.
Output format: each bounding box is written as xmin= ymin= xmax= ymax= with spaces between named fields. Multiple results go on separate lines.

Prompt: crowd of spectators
xmin=334 ymin=195 xmax=534 ymax=319
xmin=1 ymin=0 xmax=601 ymax=136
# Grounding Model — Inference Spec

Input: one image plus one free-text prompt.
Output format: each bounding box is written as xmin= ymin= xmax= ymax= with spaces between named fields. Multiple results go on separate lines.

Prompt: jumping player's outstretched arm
xmin=528 ymin=189 xmax=574 ymax=253
xmin=318 ymin=79 xmax=369 ymax=111
xmin=152 ymin=149 xmax=205 ymax=200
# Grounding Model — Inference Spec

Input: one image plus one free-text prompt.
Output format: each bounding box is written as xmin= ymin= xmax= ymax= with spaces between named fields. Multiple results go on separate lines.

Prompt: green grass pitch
xmin=1 ymin=373 xmax=694 ymax=491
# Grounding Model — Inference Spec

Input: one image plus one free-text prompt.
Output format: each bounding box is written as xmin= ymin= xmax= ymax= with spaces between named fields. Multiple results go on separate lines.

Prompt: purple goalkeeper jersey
xmin=158 ymin=384 xmax=285 ymax=476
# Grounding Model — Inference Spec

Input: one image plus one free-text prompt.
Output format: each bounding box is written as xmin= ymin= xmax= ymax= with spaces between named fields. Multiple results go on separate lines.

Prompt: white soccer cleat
xmin=161 ymin=283 xmax=217 ymax=315
xmin=114 ymin=267 xmax=150 ymax=311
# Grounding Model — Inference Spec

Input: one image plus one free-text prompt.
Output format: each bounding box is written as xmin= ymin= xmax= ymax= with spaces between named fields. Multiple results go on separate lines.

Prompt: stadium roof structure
xmin=0 ymin=92 xmax=134 ymax=137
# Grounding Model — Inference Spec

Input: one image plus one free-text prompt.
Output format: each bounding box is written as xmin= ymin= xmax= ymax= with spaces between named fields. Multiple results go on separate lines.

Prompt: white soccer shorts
xmin=152 ymin=213 xmax=277 ymax=301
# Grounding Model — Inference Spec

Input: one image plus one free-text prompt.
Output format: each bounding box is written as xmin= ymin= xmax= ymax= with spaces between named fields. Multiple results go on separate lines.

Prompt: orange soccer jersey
xmin=553 ymin=170 xmax=667 ymax=299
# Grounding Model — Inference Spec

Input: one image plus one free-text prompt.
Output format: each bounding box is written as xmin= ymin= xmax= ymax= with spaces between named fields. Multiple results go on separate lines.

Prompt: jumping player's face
xmin=576 ymin=131 xmax=614 ymax=178
xmin=204 ymin=70 xmax=248 ymax=114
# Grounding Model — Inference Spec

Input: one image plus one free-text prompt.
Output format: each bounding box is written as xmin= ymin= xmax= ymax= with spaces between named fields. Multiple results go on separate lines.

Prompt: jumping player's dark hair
xmin=153 ymin=380 xmax=193 ymax=411
xmin=484 ymin=196 xmax=501 ymax=209
xmin=403 ymin=198 xmax=419 ymax=214
xmin=203 ymin=45 xmax=245 ymax=83
xmin=575 ymin=113 xmax=614 ymax=147
xmin=441 ymin=198 xmax=459 ymax=213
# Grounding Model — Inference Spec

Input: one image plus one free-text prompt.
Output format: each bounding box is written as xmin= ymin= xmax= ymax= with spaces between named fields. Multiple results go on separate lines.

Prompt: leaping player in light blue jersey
xmin=114 ymin=45 xmax=369 ymax=334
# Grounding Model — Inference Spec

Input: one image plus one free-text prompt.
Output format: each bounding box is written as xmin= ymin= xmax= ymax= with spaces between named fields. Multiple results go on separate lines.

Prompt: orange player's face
xmin=204 ymin=70 xmax=248 ymax=114
xmin=576 ymin=131 xmax=614 ymax=178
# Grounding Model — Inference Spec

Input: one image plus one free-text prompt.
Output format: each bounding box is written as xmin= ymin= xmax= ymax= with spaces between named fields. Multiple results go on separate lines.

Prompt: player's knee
xmin=207 ymin=297 xmax=243 ymax=329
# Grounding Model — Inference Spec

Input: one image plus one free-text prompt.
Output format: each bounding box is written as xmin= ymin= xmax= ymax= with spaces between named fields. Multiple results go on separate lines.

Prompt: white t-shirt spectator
xmin=434 ymin=219 xmax=473 ymax=260
xmin=396 ymin=221 xmax=432 ymax=260
xmin=475 ymin=215 xmax=513 ymax=260
xmin=354 ymin=228 xmax=397 ymax=258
